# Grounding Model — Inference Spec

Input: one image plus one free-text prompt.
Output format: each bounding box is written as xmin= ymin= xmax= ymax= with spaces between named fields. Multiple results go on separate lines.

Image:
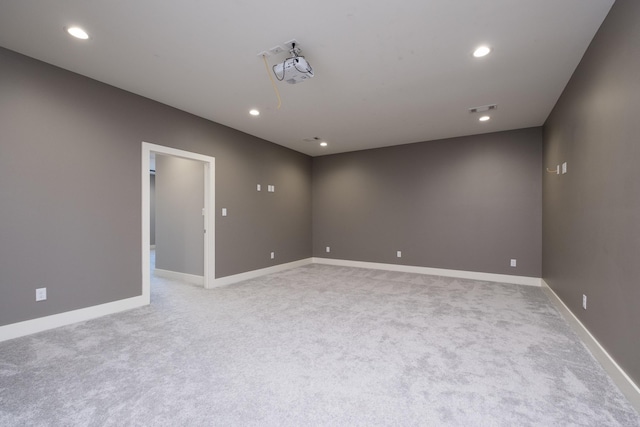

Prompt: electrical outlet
xmin=583 ymin=294 xmax=587 ymax=310
xmin=397 ymin=251 xmax=402 ymax=258
xmin=562 ymin=162 xmax=567 ymax=174
xmin=257 ymin=184 xmax=261 ymax=191
xmin=510 ymin=259 xmax=517 ymax=267
xmin=326 ymin=246 xmax=330 ymax=253
xmin=222 ymin=208 xmax=227 ymax=217
xmin=270 ymin=252 xmax=275 ymax=259
xmin=36 ymin=287 xmax=47 ymax=301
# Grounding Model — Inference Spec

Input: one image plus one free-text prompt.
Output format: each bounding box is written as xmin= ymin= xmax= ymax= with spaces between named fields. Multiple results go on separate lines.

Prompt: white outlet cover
xmin=257 ymin=184 xmax=261 ymax=191
xmin=222 ymin=208 xmax=227 ymax=216
xmin=397 ymin=251 xmax=402 ymax=258
xmin=36 ymin=287 xmax=47 ymax=301
xmin=326 ymin=246 xmax=330 ymax=253
xmin=510 ymin=259 xmax=517 ymax=267
xmin=562 ymin=162 xmax=567 ymax=174
xmin=270 ymin=252 xmax=275 ymax=259
xmin=583 ymin=294 xmax=587 ymax=309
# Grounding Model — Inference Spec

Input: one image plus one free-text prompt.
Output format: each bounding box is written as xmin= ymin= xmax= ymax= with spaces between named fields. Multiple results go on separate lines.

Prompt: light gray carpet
xmin=1 ymin=263 xmax=639 ymax=426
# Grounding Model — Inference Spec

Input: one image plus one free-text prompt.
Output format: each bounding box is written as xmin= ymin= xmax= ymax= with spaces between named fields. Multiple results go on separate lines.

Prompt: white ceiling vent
xmin=469 ymin=104 xmax=497 ymax=114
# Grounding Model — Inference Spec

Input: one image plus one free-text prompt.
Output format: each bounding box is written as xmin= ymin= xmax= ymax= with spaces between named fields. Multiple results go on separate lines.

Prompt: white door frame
xmin=141 ymin=142 xmax=215 ymax=303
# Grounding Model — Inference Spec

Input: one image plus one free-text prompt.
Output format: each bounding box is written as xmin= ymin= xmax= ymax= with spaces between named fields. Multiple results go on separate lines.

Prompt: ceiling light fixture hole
xmin=473 ymin=46 xmax=491 ymax=58
xmin=66 ymin=26 xmax=89 ymax=40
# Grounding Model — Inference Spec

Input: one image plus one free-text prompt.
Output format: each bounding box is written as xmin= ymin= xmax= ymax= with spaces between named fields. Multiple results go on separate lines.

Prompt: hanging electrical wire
xmin=262 ymin=54 xmax=282 ymax=109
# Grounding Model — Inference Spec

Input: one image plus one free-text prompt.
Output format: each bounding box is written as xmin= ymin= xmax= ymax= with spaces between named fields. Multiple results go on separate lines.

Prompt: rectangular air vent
xmin=303 ymin=137 xmax=322 ymax=143
xmin=469 ymin=104 xmax=497 ymax=114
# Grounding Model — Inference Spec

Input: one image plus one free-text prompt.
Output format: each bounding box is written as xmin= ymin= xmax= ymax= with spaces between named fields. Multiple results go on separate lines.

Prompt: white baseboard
xmin=0 ymin=295 xmax=147 ymax=343
xmin=0 ymin=258 xmax=538 ymax=344
xmin=312 ymin=258 xmax=541 ymax=287
xmin=154 ymin=268 xmax=204 ymax=285
xmin=541 ymin=280 xmax=640 ymax=412
xmin=212 ymin=258 xmax=313 ymax=288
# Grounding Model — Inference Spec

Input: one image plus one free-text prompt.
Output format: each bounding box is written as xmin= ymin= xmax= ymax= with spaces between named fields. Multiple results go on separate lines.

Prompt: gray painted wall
xmin=543 ymin=0 xmax=640 ymax=385
xmin=0 ymin=47 xmax=312 ymax=327
xmin=312 ymin=128 xmax=542 ymax=277
xmin=155 ymin=155 xmax=204 ymax=276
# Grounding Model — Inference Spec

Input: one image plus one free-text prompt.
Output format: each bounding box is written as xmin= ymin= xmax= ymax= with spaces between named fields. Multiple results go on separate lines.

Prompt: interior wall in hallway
xmin=150 ymin=173 xmax=156 ymax=246
xmin=155 ymin=155 xmax=204 ymax=276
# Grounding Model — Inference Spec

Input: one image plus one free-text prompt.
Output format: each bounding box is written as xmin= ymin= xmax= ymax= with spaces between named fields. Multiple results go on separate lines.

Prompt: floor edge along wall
xmin=541 ymin=280 xmax=640 ymax=413
xmin=0 ymin=259 xmax=637 ymax=414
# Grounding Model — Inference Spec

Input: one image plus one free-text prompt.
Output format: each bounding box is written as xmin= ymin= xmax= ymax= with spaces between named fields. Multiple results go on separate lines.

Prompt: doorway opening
xmin=141 ymin=142 xmax=215 ymax=304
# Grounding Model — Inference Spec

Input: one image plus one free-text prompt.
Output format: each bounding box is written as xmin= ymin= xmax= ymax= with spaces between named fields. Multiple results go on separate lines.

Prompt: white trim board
xmin=541 ymin=280 xmax=640 ymax=413
xmin=0 ymin=296 xmax=146 ymax=343
xmin=154 ymin=269 xmax=204 ymax=286
xmin=0 ymin=258 xmax=541 ymax=342
xmin=212 ymin=258 xmax=313 ymax=288
xmin=313 ymin=258 xmax=542 ymax=286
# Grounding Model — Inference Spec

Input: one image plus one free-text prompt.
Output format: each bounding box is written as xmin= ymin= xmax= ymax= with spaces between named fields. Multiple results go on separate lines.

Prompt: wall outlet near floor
xmin=36 ymin=287 xmax=47 ymax=301
xmin=257 ymin=184 xmax=261 ymax=191
xmin=562 ymin=162 xmax=567 ymax=174
xmin=510 ymin=259 xmax=517 ymax=267
xmin=583 ymin=294 xmax=587 ymax=310
xmin=270 ymin=251 xmax=275 ymax=259
xmin=326 ymin=246 xmax=330 ymax=253
xmin=397 ymin=250 xmax=402 ymax=258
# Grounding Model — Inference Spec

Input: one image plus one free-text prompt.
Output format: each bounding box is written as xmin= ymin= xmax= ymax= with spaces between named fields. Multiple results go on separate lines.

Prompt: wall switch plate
xmin=397 ymin=251 xmax=402 ymax=258
xmin=510 ymin=259 xmax=517 ymax=267
xmin=326 ymin=246 xmax=330 ymax=253
xmin=257 ymin=184 xmax=261 ymax=191
xmin=562 ymin=162 xmax=567 ymax=174
xmin=222 ymin=208 xmax=227 ymax=217
xmin=270 ymin=252 xmax=275 ymax=259
xmin=583 ymin=294 xmax=587 ymax=310
xmin=36 ymin=287 xmax=47 ymax=301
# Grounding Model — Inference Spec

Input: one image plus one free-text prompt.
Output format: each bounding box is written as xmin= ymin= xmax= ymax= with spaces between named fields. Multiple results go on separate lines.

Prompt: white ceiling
xmin=0 ymin=0 xmax=614 ymax=157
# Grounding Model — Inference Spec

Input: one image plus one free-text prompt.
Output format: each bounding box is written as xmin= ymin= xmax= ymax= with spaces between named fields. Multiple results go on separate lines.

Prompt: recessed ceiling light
xmin=249 ymin=109 xmax=260 ymax=116
xmin=320 ymin=142 xmax=328 ymax=147
xmin=473 ymin=46 xmax=491 ymax=58
xmin=66 ymin=26 xmax=89 ymax=40
xmin=479 ymin=115 xmax=490 ymax=122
